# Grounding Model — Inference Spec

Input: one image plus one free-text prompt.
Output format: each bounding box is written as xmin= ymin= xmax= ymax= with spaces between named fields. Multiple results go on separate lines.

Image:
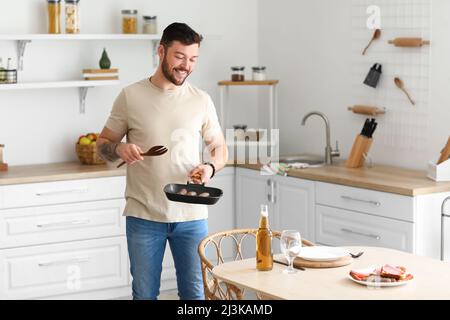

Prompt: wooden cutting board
xmin=274 ymin=254 xmax=352 ymax=269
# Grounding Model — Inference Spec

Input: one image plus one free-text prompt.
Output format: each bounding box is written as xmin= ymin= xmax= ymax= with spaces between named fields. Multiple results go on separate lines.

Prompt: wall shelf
xmin=218 ymin=80 xmax=279 ymax=156
xmin=218 ymin=80 xmax=279 ymax=86
xmin=0 ymin=34 xmax=161 ymax=70
xmin=0 ymin=80 xmax=120 ymax=114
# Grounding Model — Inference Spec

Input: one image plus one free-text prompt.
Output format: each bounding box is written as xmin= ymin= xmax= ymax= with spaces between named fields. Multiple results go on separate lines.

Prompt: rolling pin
xmin=388 ymin=38 xmax=430 ymax=47
xmin=437 ymin=137 xmax=450 ymax=165
xmin=348 ymin=105 xmax=386 ymax=116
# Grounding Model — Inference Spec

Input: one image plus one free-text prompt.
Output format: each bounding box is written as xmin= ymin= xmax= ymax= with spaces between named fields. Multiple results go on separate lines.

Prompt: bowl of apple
xmin=75 ymin=133 xmax=105 ymax=165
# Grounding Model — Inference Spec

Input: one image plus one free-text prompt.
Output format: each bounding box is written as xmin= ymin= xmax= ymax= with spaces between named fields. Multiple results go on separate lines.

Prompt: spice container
xmin=143 ymin=16 xmax=157 ymax=34
xmin=65 ymin=0 xmax=80 ymax=34
xmin=47 ymin=0 xmax=61 ymax=34
xmin=231 ymin=66 xmax=245 ymax=81
xmin=0 ymin=58 xmax=6 ymax=84
xmin=252 ymin=66 xmax=266 ymax=81
xmin=122 ymin=10 xmax=138 ymax=34
xmin=5 ymin=58 xmax=17 ymax=84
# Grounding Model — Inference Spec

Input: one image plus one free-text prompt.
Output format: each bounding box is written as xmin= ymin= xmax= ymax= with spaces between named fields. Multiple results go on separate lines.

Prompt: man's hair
xmin=160 ymin=22 xmax=203 ymax=47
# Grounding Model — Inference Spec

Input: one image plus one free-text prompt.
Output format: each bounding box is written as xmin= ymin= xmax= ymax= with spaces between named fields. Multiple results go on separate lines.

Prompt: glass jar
xmin=143 ymin=16 xmax=157 ymax=34
xmin=0 ymin=58 xmax=6 ymax=84
xmin=252 ymin=66 xmax=266 ymax=81
xmin=122 ymin=10 xmax=138 ymax=34
xmin=47 ymin=0 xmax=61 ymax=34
xmin=65 ymin=0 xmax=80 ymax=34
xmin=231 ymin=66 xmax=245 ymax=81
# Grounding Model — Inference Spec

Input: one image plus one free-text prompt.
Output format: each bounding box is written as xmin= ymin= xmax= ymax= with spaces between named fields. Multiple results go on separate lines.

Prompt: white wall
xmin=0 ymin=0 xmax=259 ymax=165
xmin=258 ymin=0 xmax=450 ymax=170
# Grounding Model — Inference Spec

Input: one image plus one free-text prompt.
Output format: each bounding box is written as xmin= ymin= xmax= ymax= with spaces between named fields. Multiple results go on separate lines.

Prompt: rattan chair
xmin=198 ymin=228 xmax=314 ymax=300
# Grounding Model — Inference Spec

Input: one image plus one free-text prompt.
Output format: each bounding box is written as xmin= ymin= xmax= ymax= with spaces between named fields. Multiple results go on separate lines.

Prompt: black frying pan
xmin=163 ymin=182 xmax=223 ymax=205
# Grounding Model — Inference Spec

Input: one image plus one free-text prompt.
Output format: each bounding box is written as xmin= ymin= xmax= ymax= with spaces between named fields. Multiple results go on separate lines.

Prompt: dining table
xmin=211 ymin=246 xmax=450 ymax=300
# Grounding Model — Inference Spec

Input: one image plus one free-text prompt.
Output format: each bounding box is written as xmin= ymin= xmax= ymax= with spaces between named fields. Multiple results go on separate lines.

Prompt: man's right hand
xmin=116 ymin=143 xmax=144 ymax=165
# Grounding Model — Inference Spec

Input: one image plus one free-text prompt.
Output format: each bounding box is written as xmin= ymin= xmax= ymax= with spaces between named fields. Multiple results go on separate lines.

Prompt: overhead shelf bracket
xmin=78 ymin=87 xmax=91 ymax=114
xmin=17 ymin=40 xmax=31 ymax=71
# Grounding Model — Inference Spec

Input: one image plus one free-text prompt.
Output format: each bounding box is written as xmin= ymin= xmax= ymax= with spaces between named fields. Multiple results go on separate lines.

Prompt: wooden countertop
xmin=237 ymin=162 xmax=450 ymax=196
xmin=212 ymin=246 xmax=450 ymax=300
xmin=0 ymin=162 xmax=125 ymax=185
xmin=1 ymin=161 xmax=449 ymax=196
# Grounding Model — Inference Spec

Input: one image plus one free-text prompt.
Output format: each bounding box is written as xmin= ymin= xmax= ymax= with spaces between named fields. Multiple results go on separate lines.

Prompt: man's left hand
xmin=189 ymin=164 xmax=213 ymax=184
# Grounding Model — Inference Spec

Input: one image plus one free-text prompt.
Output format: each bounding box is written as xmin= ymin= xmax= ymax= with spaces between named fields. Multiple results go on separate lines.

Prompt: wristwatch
xmin=204 ymin=162 xmax=216 ymax=179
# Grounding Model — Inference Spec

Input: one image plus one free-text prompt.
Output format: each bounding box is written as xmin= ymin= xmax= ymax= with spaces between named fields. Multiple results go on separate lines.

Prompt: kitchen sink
xmin=277 ymin=154 xmax=326 ymax=167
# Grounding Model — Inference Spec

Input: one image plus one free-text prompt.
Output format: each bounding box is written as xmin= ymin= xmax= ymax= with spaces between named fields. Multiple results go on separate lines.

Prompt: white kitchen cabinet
xmin=274 ymin=175 xmax=315 ymax=241
xmin=236 ymin=168 xmax=315 ymax=257
xmin=0 ymin=237 xmax=129 ymax=300
xmin=315 ymin=182 xmax=450 ymax=260
xmin=0 ymin=176 xmax=130 ymax=300
xmin=236 ymin=168 xmax=315 ymax=236
xmin=236 ymin=168 xmax=271 ymax=230
xmin=316 ymin=205 xmax=414 ymax=252
xmin=316 ymin=182 xmax=414 ymax=222
xmin=0 ymin=199 xmax=125 ymax=249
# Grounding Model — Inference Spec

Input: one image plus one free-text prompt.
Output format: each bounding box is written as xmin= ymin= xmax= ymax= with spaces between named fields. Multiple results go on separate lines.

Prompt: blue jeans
xmin=126 ymin=216 xmax=208 ymax=300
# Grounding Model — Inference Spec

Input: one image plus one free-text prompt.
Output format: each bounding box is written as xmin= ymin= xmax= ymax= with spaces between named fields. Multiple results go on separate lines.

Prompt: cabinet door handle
xmin=341 ymin=195 xmax=381 ymax=207
xmin=267 ymin=180 xmax=275 ymax=203
xmin=36 ymin=219 xmax=91 ymax=228
xmin=341 ymin=228 xmax=381 ymax=240
xmin=35 ymin=188 xmax=88 ymax=197
xmin=38 ymin=256 xmax=90 ymax=267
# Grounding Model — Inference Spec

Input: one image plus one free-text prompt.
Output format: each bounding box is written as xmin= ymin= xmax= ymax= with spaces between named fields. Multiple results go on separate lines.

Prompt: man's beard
xmin=161 ymin=55 xmax=191 ymax=86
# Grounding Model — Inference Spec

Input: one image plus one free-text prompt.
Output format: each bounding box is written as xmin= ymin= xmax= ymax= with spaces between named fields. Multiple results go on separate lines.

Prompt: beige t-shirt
xmin=105 ymin=78 xmax=222 ymax=223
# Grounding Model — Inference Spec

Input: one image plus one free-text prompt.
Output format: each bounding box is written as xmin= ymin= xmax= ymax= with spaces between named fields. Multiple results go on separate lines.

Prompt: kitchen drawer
xmin=0 ymin=237 xmax=129 ymax=300
xmin=0 ymin=199 xmax=125 ymax=249
xmin=1 ymin=176 xmax=126 ymax=209
xmin=316 ymin=205 xmax=414 ymax=252
xmin=316 ymin=182 xmax=414 ymax=222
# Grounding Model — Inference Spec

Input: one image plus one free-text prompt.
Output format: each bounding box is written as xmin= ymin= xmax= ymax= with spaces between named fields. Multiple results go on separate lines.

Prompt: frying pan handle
xmin=187 ymin=181 xmax=205 ymax=186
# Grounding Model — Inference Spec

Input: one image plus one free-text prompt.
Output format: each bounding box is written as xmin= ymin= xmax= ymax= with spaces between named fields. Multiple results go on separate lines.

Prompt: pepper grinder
xmin=0 ymin=144 xmax=8 ymax=171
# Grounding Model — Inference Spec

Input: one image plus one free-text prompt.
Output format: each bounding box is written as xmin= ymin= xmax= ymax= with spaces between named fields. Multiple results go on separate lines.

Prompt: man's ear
xmin=157 ymin=44 xmax=165 ymax=60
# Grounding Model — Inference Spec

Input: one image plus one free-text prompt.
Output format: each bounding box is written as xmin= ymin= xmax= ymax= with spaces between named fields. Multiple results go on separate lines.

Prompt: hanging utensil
xmin=362 ymin=29 xmax=381 ymax=55
xmin=394 ymin=77 xmax=415 ymax=106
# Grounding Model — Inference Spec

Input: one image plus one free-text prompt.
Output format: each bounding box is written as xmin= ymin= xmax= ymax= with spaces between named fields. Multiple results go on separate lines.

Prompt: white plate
xmin=347 ymin=274 xmax=413 ymax=287
xmin=298 ymin=246 xmax=350 ymax=262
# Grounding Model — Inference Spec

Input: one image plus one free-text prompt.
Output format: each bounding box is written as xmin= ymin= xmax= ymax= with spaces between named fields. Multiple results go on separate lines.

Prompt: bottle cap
xmin=261 ymin=204 xmax=268 ymax=217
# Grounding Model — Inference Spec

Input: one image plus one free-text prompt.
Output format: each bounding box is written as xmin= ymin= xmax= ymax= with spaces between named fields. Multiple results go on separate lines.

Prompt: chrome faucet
xmin=301 ymin=111 xmax=340 ymax=165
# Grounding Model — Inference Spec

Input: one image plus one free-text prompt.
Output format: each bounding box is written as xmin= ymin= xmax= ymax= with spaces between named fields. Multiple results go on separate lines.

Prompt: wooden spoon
xmin=362 ymin=29 xmax=381 ymax=55
xmin=394 ymin=77 xmax=415 ymax=106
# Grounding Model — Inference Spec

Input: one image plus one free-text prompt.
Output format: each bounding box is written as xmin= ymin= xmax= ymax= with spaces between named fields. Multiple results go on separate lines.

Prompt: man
xmin=97 ymin=22 xmax=228 ymax=300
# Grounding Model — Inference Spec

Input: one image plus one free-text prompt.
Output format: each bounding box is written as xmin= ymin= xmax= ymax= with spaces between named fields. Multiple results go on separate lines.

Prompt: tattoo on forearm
xmin=99 ymin=142 xmax=120 ymax=162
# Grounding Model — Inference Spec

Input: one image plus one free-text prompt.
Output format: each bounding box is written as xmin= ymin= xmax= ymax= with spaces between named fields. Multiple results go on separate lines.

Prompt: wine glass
xmin=280 ymin=230 xmax=302 ymax=274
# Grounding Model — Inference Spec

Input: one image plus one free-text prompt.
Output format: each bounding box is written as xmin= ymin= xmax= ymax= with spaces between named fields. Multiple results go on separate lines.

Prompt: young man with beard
xmin=97 ymin=23 xmax=228 ymax=300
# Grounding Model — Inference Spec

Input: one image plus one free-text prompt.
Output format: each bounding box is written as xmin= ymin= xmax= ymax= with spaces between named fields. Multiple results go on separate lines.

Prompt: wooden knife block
xmin=0 ymin=163 xmax=8 ymax=172
xmin=346 ymin=135 xmax=373 ymax=168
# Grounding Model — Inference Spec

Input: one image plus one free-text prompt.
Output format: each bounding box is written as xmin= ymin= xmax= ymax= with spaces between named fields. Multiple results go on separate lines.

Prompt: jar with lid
xmin=122 ymin=10 xmax=138 ymax=34
xmin=47 ymin=0 xmax=61 ymax=34
xmin=231 ymin=66 xmax=245 ymax=82
xmin=252 ymin=66 xmax=266 ymax=81
xmin=65 ymin=0 xmax=80 ymax=34
xmin=143 ymin=16 xmax=157 ymax=34
xmin=0 ymin=58 xmax=6 ymax=84
xmin=5 ymin=58 xmax=17 ymax=84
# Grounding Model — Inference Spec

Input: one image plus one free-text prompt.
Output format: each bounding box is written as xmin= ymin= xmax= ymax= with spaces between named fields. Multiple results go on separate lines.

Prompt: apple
xmin=87 ymin=133 xmax=97 ymax=141
xmin=79 ymin=136 xmax=92 ymax=145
